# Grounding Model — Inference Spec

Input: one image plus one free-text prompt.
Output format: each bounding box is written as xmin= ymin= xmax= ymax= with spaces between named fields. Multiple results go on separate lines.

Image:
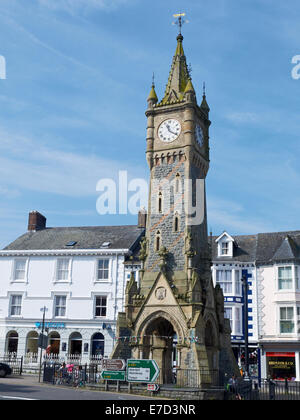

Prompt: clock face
xmin=158 ymin=119 xmax=181 ymax=143
xmin=195 ymin=123 xmax=204 ymax=147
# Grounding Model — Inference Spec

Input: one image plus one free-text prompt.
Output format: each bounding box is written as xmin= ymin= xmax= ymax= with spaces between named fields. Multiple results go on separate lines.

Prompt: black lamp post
xmin=38 ymin=306 xmax=48 ymax=383
xmin=242 ymin=274 xmax=249 ymax=379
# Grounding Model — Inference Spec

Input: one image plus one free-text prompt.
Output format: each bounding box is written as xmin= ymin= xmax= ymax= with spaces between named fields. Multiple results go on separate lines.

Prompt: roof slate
xmin=3 ymin=226 xmax=145 ymax=251
xmin=212 ymin=230 xmax=300 ymax=264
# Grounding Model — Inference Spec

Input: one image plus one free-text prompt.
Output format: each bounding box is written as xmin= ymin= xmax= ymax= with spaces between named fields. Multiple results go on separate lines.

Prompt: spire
xmin=160 ymin=33 xmax=191 ymax=105
xmin=184 ymin=77 xmax=195 ymax=94
xmin=147 ymin=73 xmax=158 ymax=106
xmin=200 ymin=82 xmax=210 ymax=114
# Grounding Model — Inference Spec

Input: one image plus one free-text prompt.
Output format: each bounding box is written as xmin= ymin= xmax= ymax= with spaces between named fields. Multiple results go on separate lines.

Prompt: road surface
xmin=0 ymin=375 xmax=158 ymax=400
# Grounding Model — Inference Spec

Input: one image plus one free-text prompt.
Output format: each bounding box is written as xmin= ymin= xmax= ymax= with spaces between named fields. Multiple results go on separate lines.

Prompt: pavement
xmin=0 ymin=374 xmax=159 ymax=400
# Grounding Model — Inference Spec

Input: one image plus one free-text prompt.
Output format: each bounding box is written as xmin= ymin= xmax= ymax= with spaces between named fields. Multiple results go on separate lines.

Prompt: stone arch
xmin=26 ymin=331 xmax=39 ymax=354
xmin=6 ymin=331 xmax=18 ymax=354
xmin=48 ymin=331 xmax=61 ymax=355
xmin=69 ymin=332 xmax=82 ymax=356
xmin=138 ymin=310 xmax=185 ymax=341
xmin=91 ymin=332 xmax=105 ymax=357
xmin=136 ymin=310 xmax=187 ymax=383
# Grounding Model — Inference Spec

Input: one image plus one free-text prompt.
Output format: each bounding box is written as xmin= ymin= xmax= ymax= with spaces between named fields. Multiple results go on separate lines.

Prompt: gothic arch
xmin=137 ymin=310 xmax=185 ymax=343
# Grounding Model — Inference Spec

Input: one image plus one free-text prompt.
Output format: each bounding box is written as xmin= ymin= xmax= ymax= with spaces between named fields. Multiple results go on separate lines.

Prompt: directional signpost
xmin=100 ymin=370 xmax=126 ymax=381
xmin=126 ymin=359 xmax=160 ymax=383
xmin=102 ymin=359 xmax=125 ymax=371
xmin=147 ymin=383 xmax=159 ymax=392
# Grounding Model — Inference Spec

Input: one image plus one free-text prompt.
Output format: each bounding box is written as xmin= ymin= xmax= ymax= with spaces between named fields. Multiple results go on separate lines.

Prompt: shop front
xmin=266 ymin=352 xmax=296 ymax=381
xmin=260 ymin=343 xmax=300 ymax=381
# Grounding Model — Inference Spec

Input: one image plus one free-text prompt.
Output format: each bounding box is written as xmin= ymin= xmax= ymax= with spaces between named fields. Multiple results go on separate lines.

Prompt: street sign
xmin=102 ymin=359 xmax=126 ymax=371
xmin=147 ymin=383 xmax=159 ymax=392
xmin=38 ymin=333 xmax=48 ymax=349
xmin=127 ymin=359 xmax=160 ymax=383
xmin=100 ymin=370 xmax=126 ymax=381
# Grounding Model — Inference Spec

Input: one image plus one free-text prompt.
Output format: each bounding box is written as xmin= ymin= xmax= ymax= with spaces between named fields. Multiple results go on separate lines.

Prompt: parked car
xmin=0 ymin=363 xmax=12 ymax=378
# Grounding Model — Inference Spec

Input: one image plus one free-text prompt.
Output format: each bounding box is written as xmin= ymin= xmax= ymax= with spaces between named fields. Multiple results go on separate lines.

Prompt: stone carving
xmin=155 ymin=287 xmax=167 ymax=301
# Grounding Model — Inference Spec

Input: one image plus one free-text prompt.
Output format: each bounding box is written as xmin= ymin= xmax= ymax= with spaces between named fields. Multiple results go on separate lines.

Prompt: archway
xmin=6 ymin=331 xmax=18 ymax=354
xmin=26 ymin=331 xmax=38 ymax=354
xmin=69 ymin=332 xmax=82 ymax=356
xmin=48 ymin=332 xmax=60 ymax=355
xmin=142 ymin=317 xmax=177 ymax=384
xmin=91 ymin=333 xmax=105 ymax=357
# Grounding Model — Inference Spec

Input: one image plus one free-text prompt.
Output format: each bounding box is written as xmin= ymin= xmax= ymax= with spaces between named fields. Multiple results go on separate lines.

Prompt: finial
xmin=203 ymin=81 xmax=206 ymax=97
xmin=172 ymin=12 xmax=189 ymax=36
xmin=188 ymin=63 xmax=192 ymax=78
xmin=152 ymin=72 xmax=155 ymax=87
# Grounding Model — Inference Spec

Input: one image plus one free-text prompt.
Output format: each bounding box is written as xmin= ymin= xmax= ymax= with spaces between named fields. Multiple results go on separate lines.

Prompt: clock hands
xmin=166 ymin=123 xmax=177 ymax=136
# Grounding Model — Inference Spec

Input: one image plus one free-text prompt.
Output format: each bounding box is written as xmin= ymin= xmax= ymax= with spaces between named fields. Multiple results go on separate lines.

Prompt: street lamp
xmin=38 ymin=306 xmax=48 ymax=383
xmin=242 ymin=274 xmax=249 ymax=379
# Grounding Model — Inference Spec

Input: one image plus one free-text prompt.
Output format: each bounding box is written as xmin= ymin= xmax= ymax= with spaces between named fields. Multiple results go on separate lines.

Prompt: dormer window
xmin=216 ymin=232 xmax=235 ymax=258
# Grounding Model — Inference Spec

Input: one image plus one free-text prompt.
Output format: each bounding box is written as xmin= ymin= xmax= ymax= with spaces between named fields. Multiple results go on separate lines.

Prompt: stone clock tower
xmin=112 ymin=30 xmax=238 ymax=386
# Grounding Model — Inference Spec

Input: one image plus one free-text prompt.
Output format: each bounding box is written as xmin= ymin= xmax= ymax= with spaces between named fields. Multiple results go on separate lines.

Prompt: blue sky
xmin=0 ymin=0 xmax=300 ymax=248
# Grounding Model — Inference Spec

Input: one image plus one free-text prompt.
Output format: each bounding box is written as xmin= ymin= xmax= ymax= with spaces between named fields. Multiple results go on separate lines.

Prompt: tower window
xmin=158 ymin=192 xmax=163 ymax=214
xmin=174 ymin=214 xmax=179 ymax=232
xmin=156 ymin=231 xmax=161 ymax=251
xmin=175 ymin=173 xmax=181 ymax=193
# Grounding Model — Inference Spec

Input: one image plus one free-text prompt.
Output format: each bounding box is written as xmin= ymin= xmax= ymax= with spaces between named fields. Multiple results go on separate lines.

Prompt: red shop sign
xmin=266 ymin=352 xmax=295 ymax=358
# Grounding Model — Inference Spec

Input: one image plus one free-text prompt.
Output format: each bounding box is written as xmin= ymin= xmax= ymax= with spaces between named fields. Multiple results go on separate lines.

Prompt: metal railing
xmin=226 ymin=378 xmax=300 ymax=400
xmin=43 ymin=361 xmax=223 ymax=389
xmin=0 ymin=356 xmax=23 ymax=375
xmin=2 ymin=352 xmax=103 ymax=366
xmin=155 ymin=368 xmax=222 ymax=388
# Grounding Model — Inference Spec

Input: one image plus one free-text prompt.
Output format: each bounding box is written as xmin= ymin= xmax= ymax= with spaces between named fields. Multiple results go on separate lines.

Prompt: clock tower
xmin=112 ymin=26 xmax=238 ymax=387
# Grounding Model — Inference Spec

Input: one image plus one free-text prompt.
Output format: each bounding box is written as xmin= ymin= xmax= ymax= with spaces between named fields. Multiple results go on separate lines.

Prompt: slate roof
xmin=211 ymin=234 xmax=257 ymax=263
xmin=255 ymin=231 xmax=300 ymax=264
xmin=212 ymin=230 xmax=300 ymax=264
xmin=3 ymin=226 xmax=145 ymax=252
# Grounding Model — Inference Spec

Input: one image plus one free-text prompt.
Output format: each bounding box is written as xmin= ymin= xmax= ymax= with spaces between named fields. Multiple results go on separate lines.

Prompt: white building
xmin=211 ymin=232 xmax=258 ymax=376
xmin=212 ymin=230 xmax=300 ymax=381
xmin=256 ymin=231 xmax=300 ymax=381
xmin=0 ymin=211 xmax=144 ymax=364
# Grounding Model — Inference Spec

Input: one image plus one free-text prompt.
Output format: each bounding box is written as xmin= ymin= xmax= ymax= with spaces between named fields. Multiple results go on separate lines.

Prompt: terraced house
xmin=212 ymin=230 xmax=300 ymax=381
xmin=0 ymin=211 xmax=144 ymax=367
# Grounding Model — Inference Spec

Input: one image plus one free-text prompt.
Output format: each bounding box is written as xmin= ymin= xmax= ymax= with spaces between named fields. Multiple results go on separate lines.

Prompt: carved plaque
xmin=155 ymin=287 xmax=167 ymax=301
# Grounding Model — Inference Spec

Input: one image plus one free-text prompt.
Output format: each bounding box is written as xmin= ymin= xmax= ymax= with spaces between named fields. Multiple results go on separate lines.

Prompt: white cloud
xmin=0 ymin=129 xmax=146 ymax=197
xmin=225 ymin=111 xmax=260 ymax=125
xmin=37 ymin=0 xmax=131 ymax=13
xmin=207 ymin=196 xmax=274 ymax=235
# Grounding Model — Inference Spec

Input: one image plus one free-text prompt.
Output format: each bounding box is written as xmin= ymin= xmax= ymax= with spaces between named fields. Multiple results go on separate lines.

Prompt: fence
xmin=2 ymin=352 xmax=104 ymax=367
xmin=43 ymin=361 xmax=224 ymax=389
xmin=43 ymin=363 xmax=100 ymax=387
xmin=226 ymin=378 xmax=300 ymax=400
xmin=0 ymin=356 xmax=23 ymax=375
xmin=155 ymin=368 xmax=222 ymax=388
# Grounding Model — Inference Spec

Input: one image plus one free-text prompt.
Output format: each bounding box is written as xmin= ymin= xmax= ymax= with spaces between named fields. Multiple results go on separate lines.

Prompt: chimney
xmin=28 ymin=211 xmax=47 ymax=231
xmin=138 ymin=208 xmax=147 ymax=229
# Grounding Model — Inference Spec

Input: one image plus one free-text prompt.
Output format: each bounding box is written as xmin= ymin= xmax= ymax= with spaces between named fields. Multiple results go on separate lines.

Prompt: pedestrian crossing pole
xmin=38 ymin=306 xmax=48 ymax=383
xmin=242 ymin=275 xmax=249 ymax=378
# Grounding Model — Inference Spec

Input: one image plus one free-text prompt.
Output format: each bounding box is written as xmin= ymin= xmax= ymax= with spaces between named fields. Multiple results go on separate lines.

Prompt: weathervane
xmin=172 ymin=12 xmax=189 ymax=35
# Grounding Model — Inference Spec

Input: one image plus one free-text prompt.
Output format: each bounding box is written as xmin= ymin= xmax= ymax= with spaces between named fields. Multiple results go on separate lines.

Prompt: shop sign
xmin=266 ymin=352 xmax=295 ymax=358
xmin=268 ymin=360 xmax=295 ymax=369
xmin=35 ymin=322 xmax=66 ymax=329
